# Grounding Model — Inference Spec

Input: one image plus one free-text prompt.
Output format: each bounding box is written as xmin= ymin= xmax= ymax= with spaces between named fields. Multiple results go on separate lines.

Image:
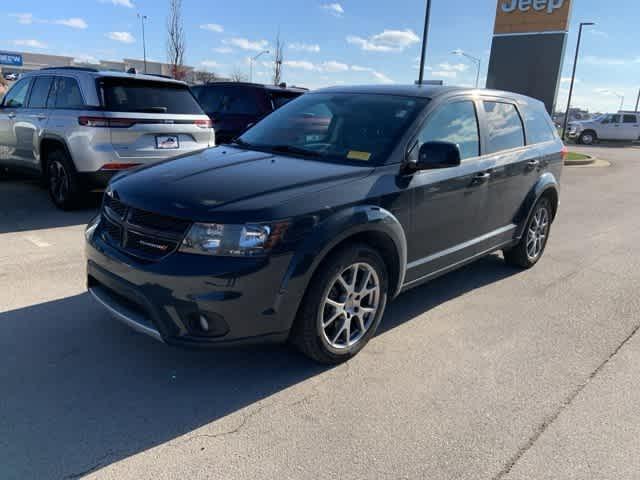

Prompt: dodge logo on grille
xmin=138 ymin=240 xmax=169 ymax=251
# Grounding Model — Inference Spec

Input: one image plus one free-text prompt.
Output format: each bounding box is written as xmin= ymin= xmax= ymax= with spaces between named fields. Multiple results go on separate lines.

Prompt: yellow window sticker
xmin=347 ymin=150 xmax=372 ymax=161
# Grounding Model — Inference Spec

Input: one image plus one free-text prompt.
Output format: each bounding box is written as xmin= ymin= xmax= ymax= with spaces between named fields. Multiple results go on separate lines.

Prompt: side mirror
xmin=408 ymin=141 xmax=461 ymax=172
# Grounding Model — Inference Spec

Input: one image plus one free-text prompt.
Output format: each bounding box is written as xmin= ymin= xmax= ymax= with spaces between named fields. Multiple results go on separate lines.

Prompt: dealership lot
xmin=1 ymin=145 xmax=640 ymax=479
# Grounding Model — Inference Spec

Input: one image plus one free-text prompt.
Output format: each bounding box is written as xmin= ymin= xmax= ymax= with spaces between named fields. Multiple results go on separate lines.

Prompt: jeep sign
xmin=501 ymin=0 xmax=565 ymax=14
xmin=494 ymin=0 xmax=572 ymax=34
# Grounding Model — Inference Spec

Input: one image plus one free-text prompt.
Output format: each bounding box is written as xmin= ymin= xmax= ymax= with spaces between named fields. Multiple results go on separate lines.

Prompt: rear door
xmin=478 ymin=98 xmax=535 ymax=235
xmin=0 ymin=77 xmax=33 ymax=166
xmin=621 ymin=114 xmax=640 ymax=141
xmin=99 ymin=77 xmax=214 ymax=161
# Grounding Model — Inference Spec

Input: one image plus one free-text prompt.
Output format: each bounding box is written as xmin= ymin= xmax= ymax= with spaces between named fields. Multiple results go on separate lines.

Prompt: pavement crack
xmin=493 ymin=320 xmax=640 ymax=480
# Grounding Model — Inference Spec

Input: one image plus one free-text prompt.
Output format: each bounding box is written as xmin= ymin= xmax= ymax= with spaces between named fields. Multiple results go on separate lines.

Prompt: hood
xmin=110 ymin=146 xmax=374 ymax=221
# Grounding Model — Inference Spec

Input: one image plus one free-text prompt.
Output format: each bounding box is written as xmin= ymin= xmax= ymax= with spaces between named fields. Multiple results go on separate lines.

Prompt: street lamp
xmin=452 ymin=49 xmax=481 ymax=88
xmin=249 ymin=50 xmax=269 ymax=83
xmin=612 ymin=92 xmax=624 ymax=111
xmin=417 ymin=0 xmax=432 ymax=85
xmin=137 ymin=13 xmax=148 ymax=74
xmin=562 ymin=22 xmax=595 ymax=141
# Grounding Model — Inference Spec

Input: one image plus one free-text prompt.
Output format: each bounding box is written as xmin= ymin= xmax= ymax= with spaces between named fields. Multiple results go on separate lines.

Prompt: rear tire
xmin=504 ymin=197 xmax=552 ymax=269
xmin=290 ymin=243 xmax=389 ymax=364
xmin=46 ymin=149 xmax=82 ymax=210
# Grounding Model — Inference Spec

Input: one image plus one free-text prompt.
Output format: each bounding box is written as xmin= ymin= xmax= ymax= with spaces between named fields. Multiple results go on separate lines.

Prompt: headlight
xmin=179 ymin=222 xmax=288 ymax=256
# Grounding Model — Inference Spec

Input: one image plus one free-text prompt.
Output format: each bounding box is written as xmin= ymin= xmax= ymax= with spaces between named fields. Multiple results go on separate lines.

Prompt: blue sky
xmin=2 ymin=0 xmax=639 ymax=112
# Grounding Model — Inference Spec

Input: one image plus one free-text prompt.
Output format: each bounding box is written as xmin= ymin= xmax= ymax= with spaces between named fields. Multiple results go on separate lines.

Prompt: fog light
xmin=199 ymin=315 xmax=210 ymax=332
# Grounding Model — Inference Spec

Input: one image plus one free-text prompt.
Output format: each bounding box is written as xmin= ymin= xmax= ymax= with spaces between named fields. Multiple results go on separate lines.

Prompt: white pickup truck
xmin=567 ymin=111 xmax=640 ymax=145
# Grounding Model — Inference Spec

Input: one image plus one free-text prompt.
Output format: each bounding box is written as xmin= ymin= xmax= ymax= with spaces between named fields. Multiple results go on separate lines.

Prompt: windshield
xmin=238 ymin=93 xmax=428 ymax=165
xmin=100 ymin=78 xmax=204 ymax=114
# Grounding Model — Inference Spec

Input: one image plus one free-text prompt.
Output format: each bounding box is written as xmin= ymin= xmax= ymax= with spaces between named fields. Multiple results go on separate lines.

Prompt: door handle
xmin=7 ymin=112 xmax=16 ymax=119
xmin=472 ymin=172 xmax=491 ymax=185
xmin=527 ymin=159 xmax=540 ymax=169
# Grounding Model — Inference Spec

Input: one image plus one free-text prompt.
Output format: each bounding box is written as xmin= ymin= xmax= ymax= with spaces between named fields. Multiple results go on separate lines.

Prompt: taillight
xmin=194 ymin=119 xmax=213 ymax=129
xmin=100 ymin=163 xmax=142 ymax=171
xmin=79 ymin=116 xmax=136 ymax=128
xmin=561 ymin=146 xmax=569 ymax=162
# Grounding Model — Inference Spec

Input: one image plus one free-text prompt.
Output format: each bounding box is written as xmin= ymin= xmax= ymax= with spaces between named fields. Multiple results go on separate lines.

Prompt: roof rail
xmin=41 ymin=66 xmax=99 ymax=72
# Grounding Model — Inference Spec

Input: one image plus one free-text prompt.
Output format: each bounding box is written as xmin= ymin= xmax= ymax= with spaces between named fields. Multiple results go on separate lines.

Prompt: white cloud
xmin=588 ymin=29 xmax=608 ymax=38
xmin=200 ymin=23 xmax=224 ymax=33
xmin=289 ymin=42 xmax=321 ymax=53
xmin=107 ymin=31 xmax=135 ymax=43
xmin=347 ymin=29 xmax=420 ymax=53
xmin=201 ymin=60 xmax=225 ymax=69
xmin=9 ymin=13 xmax=34 ymax=24
xmin=284 ymin=60 xmax=317 ymax=71
xmin=322 ymin=60 xmax=349 ymax=72
xmin=321 ymin=3 xmax=344 ymax=16
xmin=431 ymin=70 xmax=457 ymax=79
xmin=99 ymin=0 xmax=135 ymax=7
xmin=224 ymin=37 xmax=269 ymax=52
xmin=438 ymin=62 xmax=468 ymax=73
xmin=54 ymin=17 xmax=88 ymax=29
xmin=13 ymin=39 xmax=48 ymax=49
xmin=350 ymin=65 xmax=393 ymax=83
xmin=212 ymin=47 xmax=233 ymax=54
xmin=582 ymin=55 xmax=628 ymax=66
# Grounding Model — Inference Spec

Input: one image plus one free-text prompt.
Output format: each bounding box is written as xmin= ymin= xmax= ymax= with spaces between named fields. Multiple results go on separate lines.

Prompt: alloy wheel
xmin=526 ymin=205 xmax=550 ymax=261
xmin=319 ymin=262 xmax=381 ymax=351
xmin=49 ymin=160 xmax=69 ymax=205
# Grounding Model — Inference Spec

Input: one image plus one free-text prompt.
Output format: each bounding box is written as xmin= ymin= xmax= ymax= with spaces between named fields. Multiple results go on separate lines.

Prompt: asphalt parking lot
xmin=1 ymin=145 xmax=640 ymax=480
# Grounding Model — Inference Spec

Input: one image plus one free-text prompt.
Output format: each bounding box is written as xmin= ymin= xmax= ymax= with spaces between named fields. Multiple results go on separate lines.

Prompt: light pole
xmin=452 ymin=49 xmax=481 ymax=88
xmin=137 ymin=13 xmax=148 ymax=74
xmin=249 ymin=50 xmax=269 ymax=83
xmin=562 ymin=22 xmax=595 ymax=141
xmin=417 ymin=0 xmax=432 ymax=85
xmin=635 ymin=88 xmax=640 ymax=113
xmin=612 ymin=92 xmax=624 ymax=111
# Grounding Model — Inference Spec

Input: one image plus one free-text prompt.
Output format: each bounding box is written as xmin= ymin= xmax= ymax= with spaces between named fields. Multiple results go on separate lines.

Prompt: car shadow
xmin=0 ymin=172 xmax=101 ymax=234
xmin=0 ymin=254 xmax=519 ymax=479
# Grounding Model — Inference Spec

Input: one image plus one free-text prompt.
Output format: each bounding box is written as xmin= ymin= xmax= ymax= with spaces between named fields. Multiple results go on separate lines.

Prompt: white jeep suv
xmin=0 ymin=67 xmax=215 ymax=209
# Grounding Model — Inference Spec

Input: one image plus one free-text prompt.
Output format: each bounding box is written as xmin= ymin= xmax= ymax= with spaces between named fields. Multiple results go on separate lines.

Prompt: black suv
xmin=190 ymin=82 xmax=307 ymax=144
xmin=86 ymin=85 xmax=564 ymax=364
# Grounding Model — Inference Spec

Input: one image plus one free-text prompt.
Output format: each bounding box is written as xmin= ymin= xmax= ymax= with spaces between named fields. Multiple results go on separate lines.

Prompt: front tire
xmin=504 ymin=197 xmax=552 ymax=269
xmin=291 ymin=244 xmax=389 ymax=364
xmin=578 ymin=131 xmax=596 ymax=145
xmin=46 ymin=149 xmax=82 ymax=210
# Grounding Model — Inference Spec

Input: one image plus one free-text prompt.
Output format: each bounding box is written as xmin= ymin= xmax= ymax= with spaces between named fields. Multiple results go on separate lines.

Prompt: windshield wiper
xmin=265 ymin=144 xmax=322 ymax=158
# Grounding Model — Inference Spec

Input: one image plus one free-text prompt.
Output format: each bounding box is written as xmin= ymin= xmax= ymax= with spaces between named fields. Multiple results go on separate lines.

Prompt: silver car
xmin=0 ymin=67 xmax=215 ymax=209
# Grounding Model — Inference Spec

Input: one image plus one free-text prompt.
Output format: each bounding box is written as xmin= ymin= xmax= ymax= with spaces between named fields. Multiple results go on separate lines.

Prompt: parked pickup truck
xmin=567 ymin=111 xmax=640 ymax=145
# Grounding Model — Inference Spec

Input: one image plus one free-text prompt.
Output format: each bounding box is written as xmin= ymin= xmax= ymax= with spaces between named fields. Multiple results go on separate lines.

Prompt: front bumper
xmin=86 ymin=231 xmax=299 ymax=347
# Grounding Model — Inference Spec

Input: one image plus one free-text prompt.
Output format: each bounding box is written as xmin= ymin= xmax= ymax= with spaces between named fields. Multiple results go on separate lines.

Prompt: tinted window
xmin=240 ymin=93 xmax=427 ymax=165
xmin=522 ymin=101 xmax=556 ymax=144
xmin=483 ymin=101 xmax=525 ymax=153
xmin=192 ymin=85 xmax=260 ymax=115
xmin=51 ymin=77 xmax=84 ymax=109
xmin=623 ymin=114 xmax=638 ymax=124
xmin=3 ymin=78 xmax=32 ymax=108
xmin=417 ymin=101 xmax=479 ymax=160
xmin=28 ymin=76 xmax=54 ymax=109
xmin=270 ymin=91 xmax=302 ymax=109
xmin=101 ymin=78 xmax=203 ymax=114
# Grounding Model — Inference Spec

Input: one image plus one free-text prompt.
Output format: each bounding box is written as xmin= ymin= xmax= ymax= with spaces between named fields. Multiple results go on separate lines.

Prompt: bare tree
xmin=230 ymin=68 xmax=248 ymax=82
xmin=193 ymin=70 xmax=218 ymax=84
xmin=166 ymin=0 xmax=186 ymax=79
xmin=272 ymin=32 xmax=284 ymax=86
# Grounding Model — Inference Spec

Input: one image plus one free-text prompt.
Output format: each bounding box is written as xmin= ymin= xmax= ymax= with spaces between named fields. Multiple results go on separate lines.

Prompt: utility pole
xmin=562 ymin=22 xmax=595 ymax=141
xmin=635 ymin=88 xmax=639 ymax=112
xmin=417 ymin=0 xmax=432 ymax=85
xmin=138 ymin=13 xmax=148 ymax=74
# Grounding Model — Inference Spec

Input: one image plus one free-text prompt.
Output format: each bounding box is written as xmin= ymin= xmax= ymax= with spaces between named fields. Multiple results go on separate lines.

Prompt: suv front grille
xmin=99 ymin=195 xmax=191 ymax=261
